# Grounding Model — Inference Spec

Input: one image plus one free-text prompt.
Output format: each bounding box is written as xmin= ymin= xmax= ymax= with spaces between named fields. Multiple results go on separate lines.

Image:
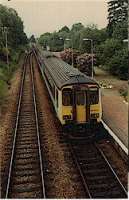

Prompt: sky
xmin=0 ymin=0 xmax=108 ymax=37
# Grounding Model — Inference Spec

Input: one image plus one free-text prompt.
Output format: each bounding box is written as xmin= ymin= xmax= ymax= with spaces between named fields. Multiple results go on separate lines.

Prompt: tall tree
xmin=29 ymin=35 xmax=36 ymax=43
xmin=0 ymin=4 xmax=28 ymax=48
xmin=38 ymin=32 xmax=51 ymax=49
xmin=107 ymin=0 xmax=128 ymax=36
xmin=71 ymin=23 xmax=84 ymax=32
xmin=59 ymin=26 xmax=70 ymax=33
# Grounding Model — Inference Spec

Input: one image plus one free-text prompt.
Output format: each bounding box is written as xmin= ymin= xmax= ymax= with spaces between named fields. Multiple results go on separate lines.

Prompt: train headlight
xmin=91 ymin=113 xmax=99 ymax=119
xmin=63 ymin=115 xmax=71 ymax=120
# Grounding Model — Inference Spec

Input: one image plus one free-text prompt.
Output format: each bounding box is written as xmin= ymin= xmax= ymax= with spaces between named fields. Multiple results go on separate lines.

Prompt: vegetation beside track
xmin=0 ymin=4 xmax=28 ymax=107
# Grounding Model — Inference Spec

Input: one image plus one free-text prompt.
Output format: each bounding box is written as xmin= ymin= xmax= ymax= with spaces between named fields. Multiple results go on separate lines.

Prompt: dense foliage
xmin=0 ymin=4 xmax=28 ymax=105
xmin=107 ymin=0 xmax=128 ymax=36
xmin=39 ymin=0 xmax=128 ymax=80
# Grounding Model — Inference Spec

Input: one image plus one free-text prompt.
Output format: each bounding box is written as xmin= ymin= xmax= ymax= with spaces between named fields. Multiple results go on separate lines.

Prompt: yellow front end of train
xmin=60 ymin=84 xmax=102 ymax=125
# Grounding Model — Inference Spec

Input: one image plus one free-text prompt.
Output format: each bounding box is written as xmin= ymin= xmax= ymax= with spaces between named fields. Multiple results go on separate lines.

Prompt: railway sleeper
xmin=92 ymin=190 xmax=125 ymax=198
xmin=11 ymin=175 xmax=41 ymax=185
xmin=9 ymin=190 xmax=42 ymax=198
xmin=87 ymin=175 xmax=116 ymax=181
xmin=13 ymin=163 xmax=39 ymax=170
xmin=15 ymin=157 xmax=37 ymax=165
xmin=16 ymin=147 xmax=38 ymax=154
xmin=82 ymin=168 xmax=111 ymax=175
xmin=13 ymin=168 xmax=40 ymax=176
xmin=16 ymin=136 xmax=37 ymax=141
xmin=15 ymin=153 xmax=39 ymax=159
xmin=10 ymin=182 xmax=42 ymax=193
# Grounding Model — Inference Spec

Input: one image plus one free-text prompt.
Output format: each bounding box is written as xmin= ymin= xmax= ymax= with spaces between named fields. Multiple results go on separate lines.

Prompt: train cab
xmin=61 ymin=84 xmax=101 ymax=126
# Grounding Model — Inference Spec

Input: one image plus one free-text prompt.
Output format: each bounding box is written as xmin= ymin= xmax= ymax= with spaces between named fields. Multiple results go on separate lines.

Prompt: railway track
xmin=4 ymin=53 xmax=46 ymax=198
xmin=68 ymin=133 xmax=128 ymax=198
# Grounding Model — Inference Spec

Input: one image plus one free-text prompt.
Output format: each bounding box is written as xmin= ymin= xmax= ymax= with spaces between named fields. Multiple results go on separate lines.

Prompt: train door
xmin=75 ymin=90 xmax=90 ymax=123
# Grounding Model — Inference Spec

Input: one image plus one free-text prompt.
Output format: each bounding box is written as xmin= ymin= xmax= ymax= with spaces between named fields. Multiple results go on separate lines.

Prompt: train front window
xmin=76 ymin=91 xmax=85 ymax=105
xmin=62 ymin=88 xmax=73 ymax=106
xmin=89 ymin=88 xmax=99 ymax=104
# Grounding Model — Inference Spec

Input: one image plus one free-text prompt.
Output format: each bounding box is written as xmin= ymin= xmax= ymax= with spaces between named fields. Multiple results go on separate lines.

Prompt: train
xmin=33 ymin=47 xmax=102 ymax=129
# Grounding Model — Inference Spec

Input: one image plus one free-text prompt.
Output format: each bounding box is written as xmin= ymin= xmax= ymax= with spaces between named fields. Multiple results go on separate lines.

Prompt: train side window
xmin=62 ymin=88 xmax=73 ymax=106
xmin=76 ymin=91 xmax=85 ymax=105
xmin=56 ymin=89 xmax=58 ymax=107
xmin=89 ymin=88 xmax=99 ymax=104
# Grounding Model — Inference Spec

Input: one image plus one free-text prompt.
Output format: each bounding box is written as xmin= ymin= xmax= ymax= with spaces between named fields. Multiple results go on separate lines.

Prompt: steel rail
xmin=95 ymin=143 xmax=128 ymax=196
xmin=30 ymin=53 xmax=46 ymax=198
xmin=5 ymin=54 xmax=28 ymax=198
xmin=68 ymin=143 xmax=92 ymax=198
xmin=69 ymin=139 xmax=128 ymax=198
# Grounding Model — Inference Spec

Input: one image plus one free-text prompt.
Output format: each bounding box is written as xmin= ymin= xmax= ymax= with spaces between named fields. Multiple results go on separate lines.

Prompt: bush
xmin=96 ymin=38 xmax=122 ymax=66
xmin=108 ymin=48 xmax=128 ymax=80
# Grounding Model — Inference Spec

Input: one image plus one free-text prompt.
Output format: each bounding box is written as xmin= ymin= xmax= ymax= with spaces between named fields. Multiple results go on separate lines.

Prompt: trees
xmin=108 ymin=47 xmax=128 ymax=79
xmin=29 ymin=35 xmax=36 ymax=43
xmin=0 ymin=4 xmax=28 ymax=105
xmin=96 ymin=38 xmax=122 ymax=65
xmin=112 ymin=21 xmax=128 ymax=40
xmin=0 ymin=4 xmax=28 ymax=48
xmin=79 ymin=27 xmax=108 ymax=53
xmin=103 ymin=0 xmax=128 ymax=79
xmin=38 ymin=14 xmax=127 ymax=79
xmin=71 ymin=23 xmax=84 ymax=33
xmin=59 ymin=26 xmax=70 ymax=33
xmin=38 ymin=32 xmax=51 ymax=49
xmin=107 ymin=0 xmax=128 ymax=36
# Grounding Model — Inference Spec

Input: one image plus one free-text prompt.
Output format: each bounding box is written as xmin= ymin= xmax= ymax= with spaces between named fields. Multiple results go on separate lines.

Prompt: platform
xmin=101 ymin=90 xmax=128 ymax=152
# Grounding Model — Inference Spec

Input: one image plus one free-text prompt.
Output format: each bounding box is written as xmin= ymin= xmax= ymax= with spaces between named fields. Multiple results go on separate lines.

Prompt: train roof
xmin=41 ymin=51 xmax=99 ymax=89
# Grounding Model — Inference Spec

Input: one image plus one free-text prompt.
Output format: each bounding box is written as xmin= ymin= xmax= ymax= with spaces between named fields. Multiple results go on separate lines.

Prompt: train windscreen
xmin=89 ymin=88 xmax=99 ymax=104
xmin=62 ymin=88 xmax=73 ymax=106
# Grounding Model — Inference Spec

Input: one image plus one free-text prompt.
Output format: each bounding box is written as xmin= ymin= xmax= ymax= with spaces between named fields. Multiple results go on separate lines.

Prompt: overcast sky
xmin=1 ymin=0 xmax=108 ymax=37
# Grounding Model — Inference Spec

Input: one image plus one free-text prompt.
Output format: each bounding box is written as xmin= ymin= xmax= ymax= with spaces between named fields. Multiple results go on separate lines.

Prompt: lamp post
xmin=83 ymin=38 xmax=94 ymax=78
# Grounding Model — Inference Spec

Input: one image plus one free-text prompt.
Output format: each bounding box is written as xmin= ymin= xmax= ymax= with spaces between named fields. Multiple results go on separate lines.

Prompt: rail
xmin=69 ymin=137 xmax=128 ymax=198
xmin=5 ymin=53 xmax=46 ymax=198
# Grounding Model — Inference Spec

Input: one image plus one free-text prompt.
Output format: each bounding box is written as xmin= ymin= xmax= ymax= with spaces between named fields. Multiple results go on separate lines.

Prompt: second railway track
xmin=68 ymin=132 xmax=128 ymax=198
xmin=5 ymin=53 xmax=46 ymax=198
